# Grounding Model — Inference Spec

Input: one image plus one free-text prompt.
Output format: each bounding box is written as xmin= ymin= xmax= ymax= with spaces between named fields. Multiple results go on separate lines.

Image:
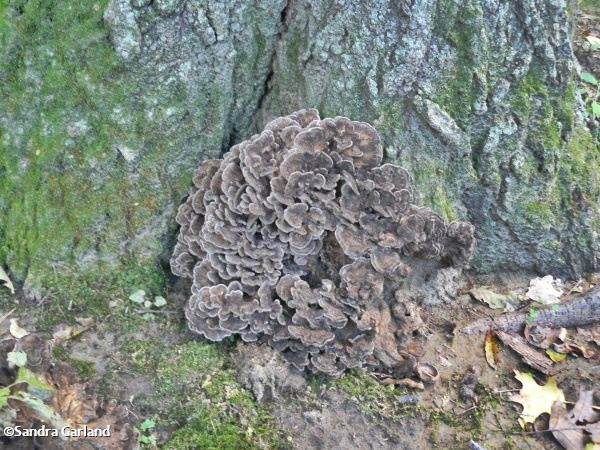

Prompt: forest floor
xmin=0 ymin=270 xmax=598 ymax=450
xmin=0 ymin=3 xmax=599 ymax=450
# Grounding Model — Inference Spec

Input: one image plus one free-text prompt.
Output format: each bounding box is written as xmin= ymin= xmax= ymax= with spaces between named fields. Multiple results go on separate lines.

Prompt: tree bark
xmin=462 ymin=288 xmax=600 ymax=335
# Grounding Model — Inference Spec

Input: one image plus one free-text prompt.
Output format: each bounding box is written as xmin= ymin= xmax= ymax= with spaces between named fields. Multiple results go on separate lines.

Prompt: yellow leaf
xmin=484 ymin=330 xmax=499 ymax=369
xmin=546 ymin=349 xmax=567 ymax=363
xmin=509 ymin=370 xmax=565 ymax=428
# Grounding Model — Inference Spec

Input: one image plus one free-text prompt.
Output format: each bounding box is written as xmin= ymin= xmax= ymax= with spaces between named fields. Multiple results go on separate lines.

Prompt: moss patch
xmin=330 ymin=369 xmax=416 ymax=420
xmin=431 ymin=0 xmax=485 ymax=130
xmin=122 ymin=339 xmax=285 ymax=449
xmin=29 ymin=260 xmax=167 ymax=331
xmin=52 ymin=345 xmax=97 ymax=380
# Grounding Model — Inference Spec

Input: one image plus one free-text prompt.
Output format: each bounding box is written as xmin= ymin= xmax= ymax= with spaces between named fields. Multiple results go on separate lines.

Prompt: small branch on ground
xmin=461 ymin=287 xmax=600 ymax=335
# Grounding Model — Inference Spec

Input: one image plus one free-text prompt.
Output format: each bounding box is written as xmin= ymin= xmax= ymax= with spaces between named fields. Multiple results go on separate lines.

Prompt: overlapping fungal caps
xmin=172 ymin=109 xmax=475 ymax=377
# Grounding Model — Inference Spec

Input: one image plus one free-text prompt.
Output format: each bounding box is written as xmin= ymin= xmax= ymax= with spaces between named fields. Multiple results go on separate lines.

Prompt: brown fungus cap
xmin=172 ymin=109 xmax=475 ymax=377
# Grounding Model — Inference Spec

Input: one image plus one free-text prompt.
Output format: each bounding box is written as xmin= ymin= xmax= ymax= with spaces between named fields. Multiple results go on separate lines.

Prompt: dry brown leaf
xmin=524 ymin=325 xmax=563 ymax=349
xmin=554 ymin=342 xmax=597 ymax=359
xmin=52 ymin=318 xmax=95 ymax=343
xmin=395 ymin=378 xmax=425 ymax=390
xmin=577 ymin=326 xmax=600 ymax=346
xmin=48 ymin=363 xmax=133 ymax=449
xmin=550 ymin=401 xmax=586 ymax=450
xmin=571 ymin=390 xmax=600 ymax=424
xmin=415 ymin=363 xmax=439 ymax=383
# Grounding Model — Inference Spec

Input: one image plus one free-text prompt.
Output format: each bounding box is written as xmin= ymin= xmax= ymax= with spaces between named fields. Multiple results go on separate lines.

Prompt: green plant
xmin=135 ymin=418 xmax=158 ymax=447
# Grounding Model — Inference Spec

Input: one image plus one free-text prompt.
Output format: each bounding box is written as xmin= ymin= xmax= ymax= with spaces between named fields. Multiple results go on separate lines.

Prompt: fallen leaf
xmin=415 ymin=363 xmax=439 ymax=383
xmin=154 ymin=296 xmax=167 ymax=308
xmin=14 ymin=391 xmax=66 ymax=430
xmin=7 ymin=351 xmax=27 ymax=368
xmin=509 ymin=370 xmax=565 ymax=428
xmin=577 ymin=327 xmax=600 ymax=346
xmin=128 ymin=289 xmax=146 ymax=304
xmin=0 ymin=267 xmax=15 ymax=294
xmin=52 ymin=318 xmax=95 ymax=342
xmin=524 ymin=325 xmax=563 ymax=349
xmin=546 ymin=349 xmax=567 ymax=362
xmin=571 ymin=390 xmax=600 ymax=424
xmin=526 ymin=275 xmax=564 ymax=305
xmin=484 ymin=330 xmax=500 ymax=369
xmin=586 ymin=35 xmax=600 ymax=50
xmin=16 ymin=367 xmax=54 ymax=401
xmin=554 ymin=342 xmax=597 ymax=359
xmin=48 ymin=363 xmax=133 ymax=448
xmin=550 ymin=401 xmax=586 ymax=450
xmin=395 ymin=378 xmax=425 ymax=390
xmin=9 ymin=318 xmax=29 ymax=339
xmin=469 ymin=287 xmax=519 ymax=311
xmin=75 ymin=317 xmax=94 ymax=328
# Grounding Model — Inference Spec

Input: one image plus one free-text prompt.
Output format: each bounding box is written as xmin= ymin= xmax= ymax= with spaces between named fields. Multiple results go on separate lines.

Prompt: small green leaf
xmin=527 ymin=308 xmax=539 ymax=324
xmin=153 ymin=296 xmax=167 ymax=308
xmin=0 ymin=387 xmax=10 ymax=409
xmin=139 ymin=434 xmax=157 ymax=445
xmin=581 ymin=72 xmax=598 ymax=85
xmin=7 ymin=351 xmax=27 ymax=368
xmin=129 ymin=289 xmax=146 ymax=304
xmin=140 ymin=418 xmax=156 ymax=431
xmin=16 ymin=367 xmax=54 ymax=401
xmin=592 ymin=101 xmax=600 ymax=119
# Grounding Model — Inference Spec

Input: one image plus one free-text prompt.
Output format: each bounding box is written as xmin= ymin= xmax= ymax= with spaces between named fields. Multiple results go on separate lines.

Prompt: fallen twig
xmin=495 ymin=331 xmax=556 ymax=375
xmin=0 ymin=308 xmax=15 ymax=327
xmin=462 ymin=287 xmax=600 ymax=335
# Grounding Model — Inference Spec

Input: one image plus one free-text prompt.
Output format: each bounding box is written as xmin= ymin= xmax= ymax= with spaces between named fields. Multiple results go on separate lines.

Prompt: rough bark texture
xmin=0 ymin=0 xmax=598 ymax=293
xmin=462 ymin=287 xmax=600 ymax=334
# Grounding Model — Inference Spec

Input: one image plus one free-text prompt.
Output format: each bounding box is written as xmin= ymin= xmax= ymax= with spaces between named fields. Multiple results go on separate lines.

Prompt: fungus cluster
xmin=172 ymin=109 xmax=474 ymax=377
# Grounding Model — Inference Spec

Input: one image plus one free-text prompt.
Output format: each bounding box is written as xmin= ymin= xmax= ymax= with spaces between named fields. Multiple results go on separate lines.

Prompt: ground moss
xmin=331 ymin=369 xmax=415 ymax=420
xmin=21 ymin=260 xmax=167 ymax=331
xmin=121 ymin=339 xmax=285 ymax=449
xmin=52 ymin=345 xmax=97 ymax=380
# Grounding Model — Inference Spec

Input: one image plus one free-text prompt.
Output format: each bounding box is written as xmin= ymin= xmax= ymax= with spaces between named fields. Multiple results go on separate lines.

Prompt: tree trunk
xmin=0 ymin=0 xmax=597 ymax=295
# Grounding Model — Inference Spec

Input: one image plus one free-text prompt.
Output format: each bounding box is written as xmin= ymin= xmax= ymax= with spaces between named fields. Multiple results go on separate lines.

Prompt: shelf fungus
xmin=171 ymin=109 xmax=475 ymax=378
